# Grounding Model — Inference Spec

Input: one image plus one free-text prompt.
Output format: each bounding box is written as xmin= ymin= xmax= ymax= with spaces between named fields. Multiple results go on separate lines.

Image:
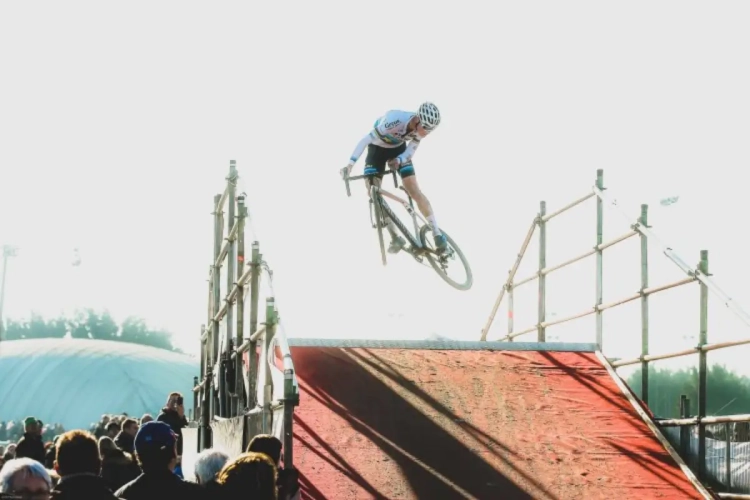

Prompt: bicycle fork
xmin=370 ymin=200 xmax=401 ymax=244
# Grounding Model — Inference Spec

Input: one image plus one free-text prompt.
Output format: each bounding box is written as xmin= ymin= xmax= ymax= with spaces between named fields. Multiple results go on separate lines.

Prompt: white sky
xmin=2 ymin=1 xmax=750 ymax=382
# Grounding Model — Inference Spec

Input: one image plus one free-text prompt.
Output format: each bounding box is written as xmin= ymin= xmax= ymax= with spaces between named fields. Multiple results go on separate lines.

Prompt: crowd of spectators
xmin=0 ymin=419 xmax=65 ymax=447
xmin=0 ymin=392 xmax=298 ymax=499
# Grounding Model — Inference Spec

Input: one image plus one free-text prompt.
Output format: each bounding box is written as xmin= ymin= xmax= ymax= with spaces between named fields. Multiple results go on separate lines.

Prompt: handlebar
xmin=341 ymin=168 xmax=399 ymax=197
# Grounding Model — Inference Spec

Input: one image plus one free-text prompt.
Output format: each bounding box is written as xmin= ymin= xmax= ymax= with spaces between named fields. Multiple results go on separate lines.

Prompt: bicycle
xmin=341 ymin=167 xmax=473 ymax=291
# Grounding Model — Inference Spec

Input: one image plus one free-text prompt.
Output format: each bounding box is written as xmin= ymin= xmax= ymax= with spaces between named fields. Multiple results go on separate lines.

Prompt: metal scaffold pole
xmin=212 ymin=192 xmax=223 ymax=418
xmin=639 ymin=204 xmax=650 ymax=405
xmin=225 ymin=160 xmax=237 ymax=416
xmin=595 ymin=169 xmax=604 ymax=350
xmin=235 ymin=195 xmax=247 ymax=412
xmin=537 ymin=201 xmax=547 ymax=342
xmin=698 ymin=250 xmax=709 ymax=479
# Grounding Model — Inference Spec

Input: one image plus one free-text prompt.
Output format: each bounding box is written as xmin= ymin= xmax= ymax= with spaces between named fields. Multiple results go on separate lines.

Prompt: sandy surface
xmin=290 ymin=347 xmax=707 ymax=499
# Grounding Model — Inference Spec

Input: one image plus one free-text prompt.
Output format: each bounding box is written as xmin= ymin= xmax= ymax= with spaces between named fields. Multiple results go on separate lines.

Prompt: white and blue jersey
xmin=347 ymin=110 xmax=429 ymax=169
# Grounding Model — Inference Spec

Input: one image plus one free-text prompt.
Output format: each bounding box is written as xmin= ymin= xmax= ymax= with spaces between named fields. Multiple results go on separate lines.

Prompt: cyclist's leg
xmin=364 ymin=145 xmax=406 ymax=253
xmin=399 ymin=164 xmax=448 ymax=252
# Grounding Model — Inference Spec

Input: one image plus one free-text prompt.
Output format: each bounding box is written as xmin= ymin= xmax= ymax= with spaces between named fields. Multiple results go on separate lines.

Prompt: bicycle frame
xmin=342 ymin=166 xmax=474 ymax=290
xmin=343 ymin=169 xmax=425 ymax=247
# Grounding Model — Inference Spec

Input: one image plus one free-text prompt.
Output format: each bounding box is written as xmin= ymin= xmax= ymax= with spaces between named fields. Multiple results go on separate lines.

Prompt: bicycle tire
xmin=419 ymin=225 xmax=473 ymax=291
xmin=370 ymin=186 xmax=388 ymax=266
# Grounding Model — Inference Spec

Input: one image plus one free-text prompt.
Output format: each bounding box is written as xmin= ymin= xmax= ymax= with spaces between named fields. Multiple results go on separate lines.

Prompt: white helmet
xmin=418 ymin=102 xmax=441 ymax=130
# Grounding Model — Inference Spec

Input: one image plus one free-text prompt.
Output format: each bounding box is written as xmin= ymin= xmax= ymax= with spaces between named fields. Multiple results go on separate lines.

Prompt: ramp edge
xmin=286 ymin=338 xmax=597 ymax=351
xmin=595 ymin=351 xmax=716 ymax=500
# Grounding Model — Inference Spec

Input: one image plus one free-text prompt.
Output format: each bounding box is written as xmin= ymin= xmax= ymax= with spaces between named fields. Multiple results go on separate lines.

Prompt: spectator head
xmin=165 ymin=392 xmax=184 ymax=411
xmin=194 ymin=448 xmax=229 ymax=485
xmin=140 ymin=414 xmax=154 ymax=424
xmin=134 ymin=421 xmax=177 ymax=472
xmin=23 ymin=417 xmax=38 ymax=434
xmin=36 ymin=420 xmax=44 ymax=436
xmin=121 ymin=418 xmax=139 ymax=437
xmin=105 ymin=421 xmax=120 ymax=439
xmin=54 ymin=430 xmax=101 ymax=477
xmin=6 ymin=444 xmax=16 ymax=456
xmin=247 ymin=434 xmax=283 ymax=467
xmin=98 ymin=436 xmax=118 ymax=456
xmin=217 ymin=452 xmax=278 ymax=499
xmin=0 ymin=457 xmax=52 ymax=497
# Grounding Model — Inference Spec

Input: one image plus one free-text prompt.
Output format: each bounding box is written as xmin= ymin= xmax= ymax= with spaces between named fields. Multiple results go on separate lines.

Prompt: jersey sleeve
xmin=348 ymin=132 xmax=375 ymax=165
xmin=396 ymin=136 xmax=422 ymax=165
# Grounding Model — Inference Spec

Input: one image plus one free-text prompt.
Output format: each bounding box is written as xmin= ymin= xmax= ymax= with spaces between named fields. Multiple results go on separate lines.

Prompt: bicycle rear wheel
xmin=419 ymin=225 xmax=473 ymax=291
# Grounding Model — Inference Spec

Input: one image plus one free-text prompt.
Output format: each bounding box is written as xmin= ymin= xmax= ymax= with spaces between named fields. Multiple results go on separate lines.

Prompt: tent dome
xmin=0 ymin=338 xmax=199 ymax=431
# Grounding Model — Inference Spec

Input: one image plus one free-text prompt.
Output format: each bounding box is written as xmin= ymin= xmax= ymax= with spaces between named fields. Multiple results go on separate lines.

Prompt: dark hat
xmin=134 ymin=421 xmax=176 ymax=453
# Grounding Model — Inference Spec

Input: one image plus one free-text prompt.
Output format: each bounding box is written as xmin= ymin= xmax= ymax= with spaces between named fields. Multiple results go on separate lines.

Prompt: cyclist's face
xmin=411 ymin=117 xmax=429 ymax=137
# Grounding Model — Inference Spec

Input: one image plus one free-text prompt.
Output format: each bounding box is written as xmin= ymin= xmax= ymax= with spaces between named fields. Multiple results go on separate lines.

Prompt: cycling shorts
xmin=363 ymin=144 xmax=415 ymax=179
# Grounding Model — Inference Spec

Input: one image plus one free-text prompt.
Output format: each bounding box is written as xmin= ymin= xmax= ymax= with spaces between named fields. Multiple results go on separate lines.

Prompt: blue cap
xmin=134 ymin=421 xmax=176 ymax=453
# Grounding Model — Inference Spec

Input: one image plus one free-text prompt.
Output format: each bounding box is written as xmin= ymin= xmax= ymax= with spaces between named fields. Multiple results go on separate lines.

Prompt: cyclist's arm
xmin=347 ymin=132 xmax=375 ymax=166
xmin=395 ymin=136 xmax=421 ymax=166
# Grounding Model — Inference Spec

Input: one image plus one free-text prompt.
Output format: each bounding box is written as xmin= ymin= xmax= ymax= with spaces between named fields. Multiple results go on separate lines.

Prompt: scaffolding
xmin=192 ymin=161 xmax=299 ymax=466
xmin=480 ymin=169 xmax=750 ymax=496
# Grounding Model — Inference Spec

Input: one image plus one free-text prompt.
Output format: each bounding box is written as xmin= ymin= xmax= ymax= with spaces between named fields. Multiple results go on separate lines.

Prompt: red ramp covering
xmin=289 ymin=342 xmax=712 ymax=499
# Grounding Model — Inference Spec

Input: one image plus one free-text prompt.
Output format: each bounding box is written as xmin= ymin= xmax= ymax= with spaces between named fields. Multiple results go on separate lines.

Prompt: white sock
xmin=427 ymin=215 xmax=441 ymax=236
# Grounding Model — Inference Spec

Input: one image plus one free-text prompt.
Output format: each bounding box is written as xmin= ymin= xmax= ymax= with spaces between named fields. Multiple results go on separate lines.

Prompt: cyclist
xmin=341 ymin=102 xmax=447 ymax=255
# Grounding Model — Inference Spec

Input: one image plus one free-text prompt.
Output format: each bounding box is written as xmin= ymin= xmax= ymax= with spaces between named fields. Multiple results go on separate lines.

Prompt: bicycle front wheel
xmin=419 ymin=225 xmax=473 ymax=291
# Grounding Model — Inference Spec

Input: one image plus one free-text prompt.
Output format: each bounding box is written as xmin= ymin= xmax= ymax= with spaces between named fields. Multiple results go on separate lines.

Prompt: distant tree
xmin=44 ymin=316 xmax=69 ymax=339
xmin=4 ymin=313 xmax=66 ymax=340
xmin=3 ymin=309 xmax=181 ymax=353
xmin=68 ymin=309 xmax=118 ymax=340
xmin=4 ymin=318 xmax=29 ymax=340
xmin=119 ymin=316 xmax=148 ymax=346
xmin=119 ymin=316 xmax=175 ymax=351
xmin=626 ymin=364 xmax=750 ymax=418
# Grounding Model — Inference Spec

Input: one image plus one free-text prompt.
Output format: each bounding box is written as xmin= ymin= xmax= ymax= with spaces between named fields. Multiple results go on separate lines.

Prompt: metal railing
xmin=229 ymin=295 xmax=299 ymax=467
xmin=192 ymin=161 xmax=299 ymax=466
xmin=479 ymin=169 xmax=750 ymax=492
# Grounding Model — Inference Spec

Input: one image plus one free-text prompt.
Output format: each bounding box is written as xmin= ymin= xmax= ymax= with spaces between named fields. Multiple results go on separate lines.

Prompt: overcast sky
xmin=2 ymin=1 xmax=750 ymax=380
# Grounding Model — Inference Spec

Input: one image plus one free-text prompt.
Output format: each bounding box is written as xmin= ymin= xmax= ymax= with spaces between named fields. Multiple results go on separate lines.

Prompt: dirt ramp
xmin=289 ymin=343 xmax=710 ymax=499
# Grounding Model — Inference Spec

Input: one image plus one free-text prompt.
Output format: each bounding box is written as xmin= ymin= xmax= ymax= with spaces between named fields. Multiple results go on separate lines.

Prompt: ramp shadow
xmin=291 ymin=347 xmax=554 ymax=500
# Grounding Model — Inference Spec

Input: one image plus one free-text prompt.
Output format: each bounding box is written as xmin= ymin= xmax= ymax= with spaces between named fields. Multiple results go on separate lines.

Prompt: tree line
xmin=625 ymin=363 xmax=750 ymax=418
xmin=1 ymin=309 xmax=182 ymax=353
